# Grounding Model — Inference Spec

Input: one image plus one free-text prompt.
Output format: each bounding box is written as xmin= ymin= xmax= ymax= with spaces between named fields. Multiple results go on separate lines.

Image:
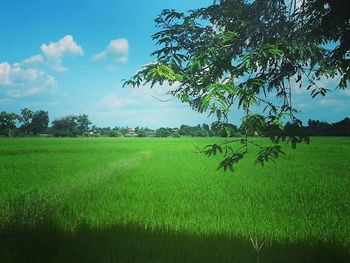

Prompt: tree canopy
xmin=124 ymin=0 xmax=350 ymax=170
xmin=52 ymin=115 xmax=92 ymax=137
xmin=0 ymin=112 xmax=18 ymax=138
xmin=19 ymin=108 xmax=34 ymax=135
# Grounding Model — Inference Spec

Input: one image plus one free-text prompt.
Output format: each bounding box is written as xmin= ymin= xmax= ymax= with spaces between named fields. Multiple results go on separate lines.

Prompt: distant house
xmin=124 ymin=128 xmax=137 ymax=137
xmin=38 ymin=134 xmax=52 ymax=137
xmin=84 ymin=131 xmax=98 ymax=137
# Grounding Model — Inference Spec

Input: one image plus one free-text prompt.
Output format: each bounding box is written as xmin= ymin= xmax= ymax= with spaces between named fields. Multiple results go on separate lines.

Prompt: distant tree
xmin=134 ymin=126 xmax=146 ymax=137
xmin=191 ymin=125 xmax=209 ymax=137
xmin=156 ymin=127 xmax=172 ymax=137
xmin=307 ymin=119 xmax=331 ymax=136
xmin=108 ymin=130 xmax=122 ymax=137
xmin=136 ymin=130 xmax=147 ymax=137
xmin=19 ymin=108 xmax=34 ymax=135
xmin=52 ymin=115 xmax=79 ymax=137
xmin=31 ymin=110 xmax=49 ymax=135
xmin=179 ymin=125 xmax=191 ymax=136
xmin=202 ymin=123 xmax=211 ymax=135
xmin=76 ymin=114 xmax=92 ymax=134
xmin=305 ymin=118 xmax=350 ymax=136
xmin=51 ymin=114 xmax=91 ymax=137
xmin=332 ymin=118 xmax=350 ymax=136
xmin=0 ymin=111 xmax=18 ymax=137
xmin=212 ymin=122 xmax=239 ymax=137
xmin=179 ymin=124 xmax=209 ymax=137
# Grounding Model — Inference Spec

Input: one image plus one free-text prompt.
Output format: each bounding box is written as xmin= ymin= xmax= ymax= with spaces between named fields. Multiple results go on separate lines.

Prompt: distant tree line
xmin=0 ymin=108 xmax=90 ymax=138
xmin=51 ymin=114 xmax=91 ymax=137
xmin=305 ymin=119 xmax=350 ymax=136
xmin=0 ymin=108 xmax=49 ymax=138
xmin=0 ymin=108 xmax=349 ymax=138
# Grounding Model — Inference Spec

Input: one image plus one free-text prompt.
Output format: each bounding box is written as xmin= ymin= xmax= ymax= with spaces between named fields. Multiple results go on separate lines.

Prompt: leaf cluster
xmin=123 ymin=0 xmax=349 ymax=171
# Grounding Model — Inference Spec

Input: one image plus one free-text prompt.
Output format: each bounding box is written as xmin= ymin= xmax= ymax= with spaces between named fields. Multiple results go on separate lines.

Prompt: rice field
xmin=0 ymin=137 xmax=349 ymax=262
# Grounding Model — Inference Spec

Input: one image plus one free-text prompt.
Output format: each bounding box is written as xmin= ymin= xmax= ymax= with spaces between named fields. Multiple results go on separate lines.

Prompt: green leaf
xmin=220 ymin=31 xmax=238 ymax=45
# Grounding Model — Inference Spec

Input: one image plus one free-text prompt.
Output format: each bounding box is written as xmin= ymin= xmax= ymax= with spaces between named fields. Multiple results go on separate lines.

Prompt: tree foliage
xmin=124 ymin=0 xmax=350 ymax=170
xmin=16 ymin=108 xmax=50 ymax=135
xmin=31 ymin=110 xmax=49 ymax=135
xmin=52 ymin=114 xmax=92 ymax=137
xmin=0 ymin=112 xmax=18 ymax=137
xmin=19 ymin=108 xmax=34 ymax=135
xmin=76 ymin=114 xmax=92 ymax=133
xmin=155 ymin=127 xmax=173 ymax=137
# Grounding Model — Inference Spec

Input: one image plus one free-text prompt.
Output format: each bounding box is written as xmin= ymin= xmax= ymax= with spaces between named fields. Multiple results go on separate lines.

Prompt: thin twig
xmin=151 ymin=95 xmax=172 ymax=102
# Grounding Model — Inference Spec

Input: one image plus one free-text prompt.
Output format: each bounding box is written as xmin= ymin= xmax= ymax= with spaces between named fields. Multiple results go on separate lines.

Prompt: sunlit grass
xmin=0 ymin=137 xmax=349 ymax=262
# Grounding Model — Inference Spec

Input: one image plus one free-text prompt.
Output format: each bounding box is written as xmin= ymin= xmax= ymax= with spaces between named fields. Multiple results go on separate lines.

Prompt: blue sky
xmin=0 ymin=0 xmax=349 ymax=128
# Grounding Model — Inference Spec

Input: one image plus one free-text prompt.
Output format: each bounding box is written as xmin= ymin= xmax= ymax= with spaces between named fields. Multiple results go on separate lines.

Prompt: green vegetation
xmin=124 ymin=0 xmax=350 ymax=168
xmin=1 ymin=108 xmax=350 ymax=140
xmin=0 ymin=137 xmax=349 ymax=262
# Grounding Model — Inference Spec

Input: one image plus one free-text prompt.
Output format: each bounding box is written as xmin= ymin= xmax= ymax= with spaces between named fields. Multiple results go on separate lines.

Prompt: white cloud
xmin=0 ymin=61 xmax=57 ymax=98
xmin=92 ymin=38 xmax=129 ymax=63
xmin=96 ymin=94 xmax=126 ymax=109
xmin=51 ymin=64 xmax=68 ymax=73
xmin=21 ymin=54 xmax=44 ymax=65
xmin=41 ymin=35 xmax=84 ymax=59
xmin=41 ymin=35 xmax=84 ymax=72
xmin=318 ymin=98 xmax=338 ymax=107
xmin=0 ymin=62 xmax=12 ymax=85
xmin=316 ymin=97 xmax=348 ymax=112
xmin=290 ymin=74 xmax=341 ymax=97
xmin=95 ymin=82 xmax=180 ymax=114
xmin=340 ymin=89 xmax=350 ymax=96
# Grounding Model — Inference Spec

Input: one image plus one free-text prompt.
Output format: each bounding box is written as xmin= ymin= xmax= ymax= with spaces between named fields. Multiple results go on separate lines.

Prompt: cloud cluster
xmin=0 ymin=62 xmax=57 ymax=98
xmin=1 ymin=35 xmax=130 ymax=100
xmin=41 ymin=35 xmax=84 ymax=72
xmin=0 ymin=62 xmax=12 ymax=85
xmin=0 ymin=34 xmax=85 ymax=98
xmin=92 ymin=38 xmax=129 ymax=63
xmin=96 ymin=94 xmax=126 ymax=109
xmin=21 ymin=54 xmax=44 ymax=65
xmin=41 ymin=35 xmax=84 ymax=59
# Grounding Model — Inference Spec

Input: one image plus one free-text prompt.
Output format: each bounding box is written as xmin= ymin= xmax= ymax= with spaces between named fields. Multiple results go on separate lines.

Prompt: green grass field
xmin=0 ymin=137 xmax=349 ymax=262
